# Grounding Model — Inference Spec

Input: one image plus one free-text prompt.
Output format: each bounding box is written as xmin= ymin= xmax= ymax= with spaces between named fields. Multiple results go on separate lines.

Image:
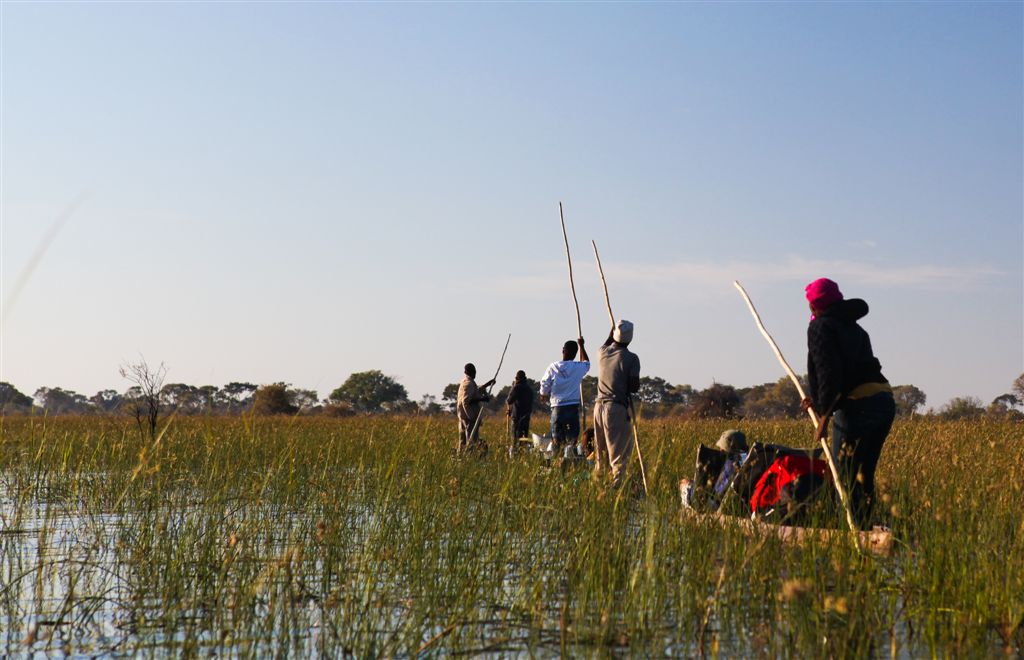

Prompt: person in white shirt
xmin=539 ymin=337 xmax=590 ymax=453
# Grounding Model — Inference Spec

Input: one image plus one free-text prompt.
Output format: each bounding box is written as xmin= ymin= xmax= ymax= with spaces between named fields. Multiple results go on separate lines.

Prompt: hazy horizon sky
xmin=2 ymin=2 xmax=1021 ymax=411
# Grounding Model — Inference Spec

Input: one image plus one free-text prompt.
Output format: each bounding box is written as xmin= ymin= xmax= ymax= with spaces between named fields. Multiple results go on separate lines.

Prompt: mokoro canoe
xmin=679 ymin=479 xmax=895 ymax=557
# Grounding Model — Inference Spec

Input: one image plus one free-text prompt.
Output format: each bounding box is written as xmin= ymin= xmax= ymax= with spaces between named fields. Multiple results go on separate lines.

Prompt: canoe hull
xmin=679 ymin=479 xmax=894 ymax=556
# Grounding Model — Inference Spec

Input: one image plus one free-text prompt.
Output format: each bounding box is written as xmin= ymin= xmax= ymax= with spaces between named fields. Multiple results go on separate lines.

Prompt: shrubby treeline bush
xmin=4 ymin=371 xmax=1021 ymax=421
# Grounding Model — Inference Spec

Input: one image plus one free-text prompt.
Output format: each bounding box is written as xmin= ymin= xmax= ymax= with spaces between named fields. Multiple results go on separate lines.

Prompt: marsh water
xmin=0 ymin=416 xmax=1020 ymax=656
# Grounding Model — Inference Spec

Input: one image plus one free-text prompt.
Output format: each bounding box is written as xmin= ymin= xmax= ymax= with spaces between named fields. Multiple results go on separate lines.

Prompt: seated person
xmin=682 ymin=430 xmax=749 ymax=513
xmin=712 ymin=429 xmax=748 ymax=499
xmin=683 ymin=430 xmax=830 ymax=522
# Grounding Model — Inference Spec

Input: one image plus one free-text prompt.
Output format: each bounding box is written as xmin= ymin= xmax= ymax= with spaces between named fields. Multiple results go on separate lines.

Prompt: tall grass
xmin=0 ymin=415 xmax=1020 ymax=656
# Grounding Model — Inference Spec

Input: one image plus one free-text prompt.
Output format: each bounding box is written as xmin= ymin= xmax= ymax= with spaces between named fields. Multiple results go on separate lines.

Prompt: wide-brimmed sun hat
xmin=716 ymin=429 xmax=748 ymax=454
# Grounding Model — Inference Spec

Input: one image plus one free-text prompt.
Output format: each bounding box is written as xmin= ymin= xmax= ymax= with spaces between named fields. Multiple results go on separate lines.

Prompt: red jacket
xmin=750 ymin=455 xmax=830 ymax=514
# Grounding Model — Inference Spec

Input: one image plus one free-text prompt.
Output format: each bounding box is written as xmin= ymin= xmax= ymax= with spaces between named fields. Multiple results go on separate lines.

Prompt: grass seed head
xmin=823 ymin=595 xmax=848 ymax=615
xmin=780 ymin=578 xmax=812 ymax=602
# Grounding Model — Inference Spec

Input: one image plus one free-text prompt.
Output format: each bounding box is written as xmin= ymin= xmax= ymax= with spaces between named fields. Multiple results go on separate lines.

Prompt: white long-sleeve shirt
xmin=539 ymin=360 xmax=590 ymax=407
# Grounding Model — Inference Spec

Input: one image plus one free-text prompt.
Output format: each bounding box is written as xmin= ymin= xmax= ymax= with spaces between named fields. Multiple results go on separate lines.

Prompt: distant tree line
xmin=438 ymin=374 xmax=1022 ymax=421
xmin=3 ymin=369 xmax=1021 ymax=422
xmin=0 ymin=369 xmax=415 ymax=418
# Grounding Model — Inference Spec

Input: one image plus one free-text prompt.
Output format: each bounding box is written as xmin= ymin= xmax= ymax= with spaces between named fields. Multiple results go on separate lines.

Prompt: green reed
xmin=0 ymin=414 xmax=1020 ymax=656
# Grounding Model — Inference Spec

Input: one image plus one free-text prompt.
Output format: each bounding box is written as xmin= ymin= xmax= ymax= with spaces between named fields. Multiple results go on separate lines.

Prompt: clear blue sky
xmin=2 ymin=2 xmax=1021 ymax=411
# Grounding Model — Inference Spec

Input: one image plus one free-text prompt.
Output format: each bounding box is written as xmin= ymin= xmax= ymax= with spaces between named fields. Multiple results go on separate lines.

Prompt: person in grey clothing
xmin=593 ymin=319 xmax=640 ymax=486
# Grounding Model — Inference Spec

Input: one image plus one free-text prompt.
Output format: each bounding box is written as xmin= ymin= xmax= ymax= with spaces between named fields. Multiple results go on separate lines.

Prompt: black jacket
xmin=806 ymin=299 xmax=887 ymax=413
xmin=505 ymin=381 xmax=534 ymax=419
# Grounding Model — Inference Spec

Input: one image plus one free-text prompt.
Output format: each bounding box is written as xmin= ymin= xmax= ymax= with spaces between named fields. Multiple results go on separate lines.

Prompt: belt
xmin=847 ymin=382 xmax=892 ymax=400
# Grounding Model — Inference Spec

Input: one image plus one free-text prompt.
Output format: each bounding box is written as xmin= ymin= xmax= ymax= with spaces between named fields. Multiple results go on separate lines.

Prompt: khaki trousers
xmin=594 ymin=401 xmax=632 ymax=485
xmin=458 ymin=415 xmax=481 ymax=452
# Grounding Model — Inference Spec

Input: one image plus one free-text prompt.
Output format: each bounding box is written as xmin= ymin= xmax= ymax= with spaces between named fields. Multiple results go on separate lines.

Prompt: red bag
xmin=750 ymin=454 xmax=830 ymax=514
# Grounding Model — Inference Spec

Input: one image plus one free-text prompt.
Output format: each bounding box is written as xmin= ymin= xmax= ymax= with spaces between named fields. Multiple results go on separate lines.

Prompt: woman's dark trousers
xmin=831 ymin=392 xmax=896 ymax=528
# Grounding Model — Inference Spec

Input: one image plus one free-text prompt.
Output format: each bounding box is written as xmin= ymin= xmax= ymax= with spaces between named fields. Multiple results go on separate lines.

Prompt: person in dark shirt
xmin=800 ymin=278 xmax=895 ymax=528
xmin=505 ymin=370 xmax=534 ymax=440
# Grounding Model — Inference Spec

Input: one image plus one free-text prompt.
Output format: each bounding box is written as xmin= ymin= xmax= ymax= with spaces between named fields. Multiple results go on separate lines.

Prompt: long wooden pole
xmin=592 ymin=240 xmax=614 ymax=326
xmin=491 ymin=332 xmax=511 ymax=385
xmin=732 ymin=281 xmax=860 ymax=544
xmin=505 ymin=376 xmax=517 ymax=445
xmin=592 ymin=240 xmax=649 ymax=496
xmin=590 ymin=240 xmax=614 ymax=468
xmin=559 ymin=203 xmax=587 ymax=451
xmin=559 ymin=203 xmax=582 ymax=338
xmin=732 ymin=281 xmax=818 ymax=426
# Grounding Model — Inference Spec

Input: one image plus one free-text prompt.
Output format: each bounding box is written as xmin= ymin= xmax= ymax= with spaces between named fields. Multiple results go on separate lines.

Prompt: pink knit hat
xmin=805 ymin=278 xmax=843 ymax=312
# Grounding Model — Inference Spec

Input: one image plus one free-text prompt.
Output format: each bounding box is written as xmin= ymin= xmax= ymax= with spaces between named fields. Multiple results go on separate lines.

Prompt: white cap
xmin=614 ymin=319 xmax=634 ymax=344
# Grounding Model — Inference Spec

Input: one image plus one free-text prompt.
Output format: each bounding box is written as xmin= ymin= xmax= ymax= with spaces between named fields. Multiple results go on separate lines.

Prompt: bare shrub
xmin=120 ymin=358 xmax=167 ymax=439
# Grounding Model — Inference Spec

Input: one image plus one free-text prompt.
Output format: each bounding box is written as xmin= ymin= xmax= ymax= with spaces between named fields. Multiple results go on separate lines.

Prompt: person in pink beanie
xmin=800 ymin=278 xmax=895 ymax=528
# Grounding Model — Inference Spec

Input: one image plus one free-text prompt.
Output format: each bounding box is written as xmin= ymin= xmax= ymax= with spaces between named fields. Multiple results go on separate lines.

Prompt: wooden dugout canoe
xmin=679 ymin=479 xmax=895 ymax=557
